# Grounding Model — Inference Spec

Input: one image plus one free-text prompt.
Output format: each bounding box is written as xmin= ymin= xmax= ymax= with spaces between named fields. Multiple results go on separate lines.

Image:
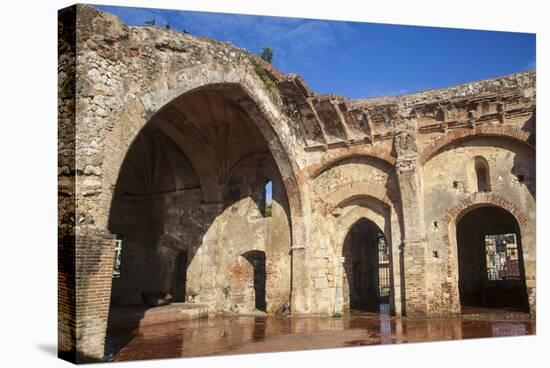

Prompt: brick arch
xmin=308 ymin=148 xmax=396 ymax=179
xmin=441 ymin=192 xmax=528 ymax=227
xmin=323 ymin=181 xmax=394 ymax=213
xmin=420 ymin=125 xmax=534 ymax=166
xmin=440 ymin=192 xmax=530 ymax=315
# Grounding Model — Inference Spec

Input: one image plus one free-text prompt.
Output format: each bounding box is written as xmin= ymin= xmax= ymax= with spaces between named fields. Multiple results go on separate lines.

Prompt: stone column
xmin=394 ymin=121 xmax=429 ymax=317
xmin=193 ymin=202 xmax=225 ymax=309
xmin=290 ymin=245 xmax=310 ymax=313
xmin=289 ymin=207 xmax=311 ymax=314
xmin=526 ymin=278 xmax=536 ymax=318
xmin=386 ymin=207 xmax=403 ymax=317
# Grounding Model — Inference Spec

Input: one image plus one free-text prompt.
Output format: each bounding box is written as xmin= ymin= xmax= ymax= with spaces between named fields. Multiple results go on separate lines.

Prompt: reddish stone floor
xmin=105 ymin=307 xmax=535 ymax=362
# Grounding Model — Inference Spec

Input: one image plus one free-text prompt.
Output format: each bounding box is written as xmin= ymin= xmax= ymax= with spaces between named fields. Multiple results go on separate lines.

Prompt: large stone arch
xmin=440 ymin=192 xmax=535 ymax=316
xmin=75 ymin=62 xmax=312 ymax=359
xmin=100 ymin=63 xmax=305 ymax=232
xmin=419 ymin=125 xmax=534 ymax=166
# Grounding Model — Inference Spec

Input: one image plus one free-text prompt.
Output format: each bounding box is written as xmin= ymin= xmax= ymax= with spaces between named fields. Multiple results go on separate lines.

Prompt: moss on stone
xmin=250 ymin=58 xmax=279 ymax=94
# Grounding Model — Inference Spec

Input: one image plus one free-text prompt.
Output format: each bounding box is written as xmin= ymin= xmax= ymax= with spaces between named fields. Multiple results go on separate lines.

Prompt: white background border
xmin=0 ymin=0 xmax=546 ymax=367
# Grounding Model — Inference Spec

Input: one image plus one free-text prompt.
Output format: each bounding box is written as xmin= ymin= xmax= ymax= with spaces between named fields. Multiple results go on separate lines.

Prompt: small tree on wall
xmin=260 ymin=47 xmax=274 ymax=63
xmin=265 ymin=203 xmax=272 ymax=217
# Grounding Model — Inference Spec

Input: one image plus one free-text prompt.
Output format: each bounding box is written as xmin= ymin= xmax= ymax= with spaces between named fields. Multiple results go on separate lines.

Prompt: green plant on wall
xmin=250 ymin=58 xmax=279 ymax=94
xmin=265 ymin=203 xmax=273 ymax=217
xmin=260 ymin=47 xmax=274 ymax=63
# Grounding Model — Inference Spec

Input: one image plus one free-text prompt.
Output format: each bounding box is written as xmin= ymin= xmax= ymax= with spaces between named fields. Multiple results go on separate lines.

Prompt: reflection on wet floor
xmin=106 ymin=304 xmax=535 ymax=362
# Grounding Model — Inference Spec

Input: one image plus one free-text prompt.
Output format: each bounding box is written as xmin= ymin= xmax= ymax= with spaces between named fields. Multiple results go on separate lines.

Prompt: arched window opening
xmin=475 ymin=156 xmax=491 ymax=192
xmin=260 ymin=180 xmax=273 ymax=217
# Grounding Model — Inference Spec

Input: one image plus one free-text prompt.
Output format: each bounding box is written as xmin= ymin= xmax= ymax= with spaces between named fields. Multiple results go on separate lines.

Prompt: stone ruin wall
xmin=58 ymin=4 xmax=536 ymax=359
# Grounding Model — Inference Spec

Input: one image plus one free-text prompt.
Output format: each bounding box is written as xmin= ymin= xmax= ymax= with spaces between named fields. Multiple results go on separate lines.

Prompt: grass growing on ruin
xmin=250 ymin=59 xmax=279 ymax=94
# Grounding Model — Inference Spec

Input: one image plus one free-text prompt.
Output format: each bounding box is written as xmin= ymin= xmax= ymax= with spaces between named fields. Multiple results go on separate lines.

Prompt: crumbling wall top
xmin=74 ymin=4 xmax=536 ymax=154
xmin=350 ymin=70 xmax=536 ymax=108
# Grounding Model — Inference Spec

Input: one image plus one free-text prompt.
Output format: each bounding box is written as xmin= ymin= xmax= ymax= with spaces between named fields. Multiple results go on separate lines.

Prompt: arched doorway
xmin=342 ymin=218 xmax=390 ymax=312
xmin=456 ymin=206 xmax=529 ymax=313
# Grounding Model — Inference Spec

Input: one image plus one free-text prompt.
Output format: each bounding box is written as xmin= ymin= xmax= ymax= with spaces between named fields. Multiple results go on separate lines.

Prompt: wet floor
xmin=105 ymin=305 xmax=535 ymax=362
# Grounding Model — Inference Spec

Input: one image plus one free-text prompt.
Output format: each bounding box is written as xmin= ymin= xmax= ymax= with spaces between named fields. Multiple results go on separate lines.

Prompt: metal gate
xmin=378 ymin=263 xmax=391 ymax=299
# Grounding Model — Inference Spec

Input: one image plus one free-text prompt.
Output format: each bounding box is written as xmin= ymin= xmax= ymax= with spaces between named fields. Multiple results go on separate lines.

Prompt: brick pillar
xmin=74 ymin=230 xmax=116 ymax=362
xmin=58 ymin=229 xmax=116 ymax=363
xmin=58 ymin=5 xmax=79 ymax=359
xmin=397 ymin=159 xmax=429 ymax=317
xmin=395 ymin=123 xmax=429 ymax=317
xmin=58 ymin=235 xmax=76 ymax=359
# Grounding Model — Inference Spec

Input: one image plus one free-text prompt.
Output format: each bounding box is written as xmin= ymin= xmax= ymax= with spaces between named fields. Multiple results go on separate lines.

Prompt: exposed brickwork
xmin=420 ymin=125 xmax=533 ymax=165
xmin=351 ymin=70 xmax=535 ymax=108
xmin=58 ymin=236 xmax=76 ymax=359
xmin=308 ymin=148 xmax=397 ymax=179
xmin=58 ymin=4 xmax=536 ymax=360
xmin=58 ymin=230 xmax=116 ymax=362
xmin=441 ymin=192 xmax=528 ymax=226
xmin=230 ymin=262 xmax=254 ymax=307
xmin=396 ymin=158 xmax=430 ymax=317
xmin=58 ymin=5 xmax=78 ymax=362
xmin=402 ymin=241 xmax=428 ymax=316
xmin=74 ymin=232 xmax=117 ymax=361
xmin=321 ymin=181 xmax=393 ymax=213
xmin=439 ymin=193 xmax=532 ymax=316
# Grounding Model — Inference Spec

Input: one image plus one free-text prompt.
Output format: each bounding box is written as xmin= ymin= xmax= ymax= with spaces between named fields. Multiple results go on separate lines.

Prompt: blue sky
xmin=265 ymin=181 xmax=272 ymax=205
xmin=93 ymin=4 xmax=535 ymax=99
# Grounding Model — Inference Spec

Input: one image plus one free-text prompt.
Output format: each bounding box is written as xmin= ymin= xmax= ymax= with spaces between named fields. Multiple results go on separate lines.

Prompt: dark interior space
xmin=457 ymin=206 xmax=529 ymax=312
xmin=343 ymin=218 xmax=389 ymax=312
xmin=243 ymin=250 xmax=267 ymax=311
xmin=174 ymin=251 xmax=188 ymax=302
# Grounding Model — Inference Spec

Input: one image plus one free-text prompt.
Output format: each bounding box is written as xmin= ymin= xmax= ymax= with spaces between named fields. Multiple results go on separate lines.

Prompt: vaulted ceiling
xmin=114 ymin=85 xmax=272 ymax=201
